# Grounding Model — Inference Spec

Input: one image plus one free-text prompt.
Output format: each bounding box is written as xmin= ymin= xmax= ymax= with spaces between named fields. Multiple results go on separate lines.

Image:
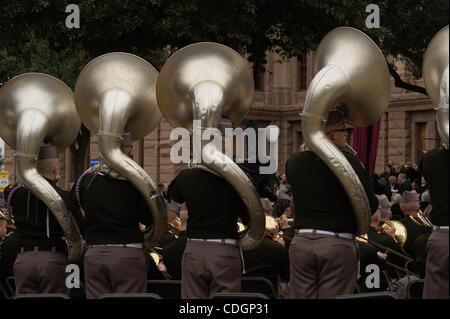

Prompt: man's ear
xmin=328 ymin=131 xmax=335 ymax=141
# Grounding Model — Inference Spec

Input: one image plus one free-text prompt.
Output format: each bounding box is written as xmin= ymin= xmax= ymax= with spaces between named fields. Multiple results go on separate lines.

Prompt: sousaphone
xmin=156 ymin=42 xmax=265 ymax=250
xmin=301 ymin=27 xmax=391 ymax=235
xmin=423 ymin=25 xmax=449 ymax=148
xmin=0 ymin=73 xmax=84 ymax=262
xmin=74 ymin=52 xmax=167 ymax=250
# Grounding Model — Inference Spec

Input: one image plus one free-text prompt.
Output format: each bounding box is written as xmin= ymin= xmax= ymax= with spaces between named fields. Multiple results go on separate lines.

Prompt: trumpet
xmin=168 ymin=220 xmax=183 ymax=236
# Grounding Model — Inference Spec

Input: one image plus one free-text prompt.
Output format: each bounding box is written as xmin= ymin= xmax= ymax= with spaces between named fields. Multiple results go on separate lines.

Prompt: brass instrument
xmin=264 ymin=216 xmax=279 ymax=240
xmin=356 ymin=234 xmax=419 ymax=277
xmin=378 ymin=220 xmax=408 ymax=247
xmin=168 ymin=220 xmax=183 ymax=236
xmin=0 ymin=73 xmax=84 ymax=262
xmin=423 ymin=25 xmax=449 ymax=148
xmin=74 ymin=53 xmax=168 ymax=250
xmin=237 ymin=222 xmax=246 ymax=233
xmin=0 ymin=207 xmax=14 ymax=225
xmin=409 ymin=213 xmax=433 ymax=228
xmin=156 ymin=42 xmax=265 ymax=251
xmin=300 ymin=27 xmax=391 ymax=236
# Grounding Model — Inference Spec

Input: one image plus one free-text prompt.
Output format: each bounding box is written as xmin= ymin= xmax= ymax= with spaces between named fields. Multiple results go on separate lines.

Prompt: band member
xmin=7 ymin=143 xmax=84 ymax=294
xmin=161 ymin=209 xmax=188 ymax=280
xmin=421 ymin=146 xmax=449 ymax=299
xmin=368 ymin=195 xmax=404 ymax=268
xmin=0 ymin=208 xmax=17 ymax=297
xmin=72 ymin=133 xmax=152 ymax=299
xmin=168 ymin=118 xmax=249 ymax=299
xmin=357 ymin=195 xmax=410 ymax=293
xmin=397 ymin=191 xmax=432 ymax=258
xmin=286 ymin=109 xmax=378 ymax=298
xmin=242 ymin=216 xmax=290 ymax=290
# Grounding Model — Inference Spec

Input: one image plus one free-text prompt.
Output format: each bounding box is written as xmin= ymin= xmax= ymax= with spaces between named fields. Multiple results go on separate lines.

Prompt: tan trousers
xmin=289 ymin=233 xmax=359 ymax=299
xmin=84 ymin=246 xmax=147 ymax=299
xmin=14 ymin=250 xmax=68 ymax=294
xmin=181 ymin=240 xmax=242 ymax=299
xmin=423 ymin=229 xmax=449 ymax=299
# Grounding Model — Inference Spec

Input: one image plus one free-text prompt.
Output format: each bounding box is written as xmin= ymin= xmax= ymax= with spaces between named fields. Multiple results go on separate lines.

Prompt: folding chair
xmin=335 ymin=291 xmax=398 ymax=299
xmin=147 ymin=280 xmax=181 ymax=299
xmin=6 ymin=276 xmax=15 ymax=296
xmin=13 ymin=293 xmax=70 ymax=299
xmin=100 ymin=293 xmax=162 ymax=299
xmin=211 ymin=292 xmax=269 ymax=299
xmin=241 ymin=277 xmax=277 ymax=299
xmin=407 ymin=279 xmax=425 ymax=299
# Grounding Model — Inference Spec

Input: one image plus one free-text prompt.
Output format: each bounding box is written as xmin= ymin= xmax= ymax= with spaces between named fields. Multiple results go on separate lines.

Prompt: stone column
xmin=278 ymin=119 xmax=290 ymax=175
xmin=387 ymin=110 xmax=410 ymax=166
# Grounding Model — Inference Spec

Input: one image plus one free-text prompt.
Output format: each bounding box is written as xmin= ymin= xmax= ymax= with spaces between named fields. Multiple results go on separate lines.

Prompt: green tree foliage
xmin=1 ymin=0 xmax=447 ymax=88
xmin=0 ymin=0 xmax=447 ymax=175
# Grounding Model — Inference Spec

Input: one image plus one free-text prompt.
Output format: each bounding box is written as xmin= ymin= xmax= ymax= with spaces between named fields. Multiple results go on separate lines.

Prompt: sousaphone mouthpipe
xmin=16 ymin=109 xmax=84 ymax=262
xmin=97 ymin=89 xmax=167 ymax=250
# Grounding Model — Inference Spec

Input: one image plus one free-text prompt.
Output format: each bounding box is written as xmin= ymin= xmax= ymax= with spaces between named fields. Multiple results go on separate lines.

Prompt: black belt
xmin=19 ymin=246 xmax=66 ymax=253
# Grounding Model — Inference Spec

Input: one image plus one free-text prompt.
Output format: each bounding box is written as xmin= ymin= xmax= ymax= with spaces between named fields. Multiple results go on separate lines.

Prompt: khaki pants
xmin=84 ymin=246 xmax=147 ymax=299
xmin=181 ymin=240 xmax=242 ymax=299
xmin=423 ymin=229 xmax=449 ymax=299
xmin=14 ymin=250 xmax=68 ymax=294
xmin=289 ymin=233 xmax=359 ymax=299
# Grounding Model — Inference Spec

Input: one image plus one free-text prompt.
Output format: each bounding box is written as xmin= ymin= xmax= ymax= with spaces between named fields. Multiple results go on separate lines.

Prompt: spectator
xmin=391 ymin=193 xmax=403 ymax=220
xmin=420 ymin=189 xmax=431 ymax=212
xmin=397 ymin=173 xmax=413 ymax=195
xmin=416 ymin=176 xmax=429 ymax=196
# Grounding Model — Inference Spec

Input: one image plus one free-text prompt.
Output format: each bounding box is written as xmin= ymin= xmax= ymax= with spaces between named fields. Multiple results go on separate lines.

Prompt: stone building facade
xmin=3 ymin=51 xmax=439 ymax=190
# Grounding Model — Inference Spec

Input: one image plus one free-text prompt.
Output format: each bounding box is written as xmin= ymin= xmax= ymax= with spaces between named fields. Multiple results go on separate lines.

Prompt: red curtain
xmin=352 ymin=120 xmax=381 ymax=176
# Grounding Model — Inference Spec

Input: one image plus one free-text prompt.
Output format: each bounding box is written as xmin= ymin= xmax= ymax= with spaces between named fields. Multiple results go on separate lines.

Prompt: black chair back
xmin=407 ymin=279 xmax=425 ymax=299
xmin=212 ymin=292 xmax=269 ymax=299
xmin=147 ymin=280 xmax=181 ymax=299
xmin=6 ymin=276 xmax=15 ymax=296
xmin=241 ymin=277 xmax=277 ymax=299
xmin=14 ymin=293 xmax=70 ymax=299
xmin=100 ymin=293 xmax=162 ymax=299
xmin=335 ymin=291 xmax=398 ymax=299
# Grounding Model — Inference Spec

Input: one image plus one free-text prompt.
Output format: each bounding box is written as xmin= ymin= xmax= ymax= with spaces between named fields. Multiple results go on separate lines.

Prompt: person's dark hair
xmin=272 ymin=198 xmax=291 ymax=218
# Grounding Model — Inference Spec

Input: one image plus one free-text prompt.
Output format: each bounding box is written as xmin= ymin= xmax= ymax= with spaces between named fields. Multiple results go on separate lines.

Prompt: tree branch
xmin=387 ymin=62 xmax=428 ymax=96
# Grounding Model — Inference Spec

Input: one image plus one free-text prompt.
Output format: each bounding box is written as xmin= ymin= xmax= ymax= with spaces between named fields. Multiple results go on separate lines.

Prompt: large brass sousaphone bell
xmin=0 ymin=73 xmax=84 ymax=262
xmin=423 ymin=25 xmax=449 ymax=148
xmin=74 ymin=53 xmax=167 ymax=250
xmin=156 ymin=42 xmax=265 ymax=250
xmin=301 ymin=27 xmax=391 ymax=235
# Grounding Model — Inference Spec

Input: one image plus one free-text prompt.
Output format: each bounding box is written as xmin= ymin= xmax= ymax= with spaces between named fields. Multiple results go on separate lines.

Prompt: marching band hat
xmin=376 ymin=194 xmax=390 ymax=221
xmin=376 ymin=194 xmax=390 ymax=209
xmin=38 ymin=142 xmax=58 ymax=159
xmin=401 ymin=190 xmax=420 ymax=203
xmin=121 ymin=132 xmax=133 ymax=147
xmin=326 ymin=105 xmax=353 ymax=131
